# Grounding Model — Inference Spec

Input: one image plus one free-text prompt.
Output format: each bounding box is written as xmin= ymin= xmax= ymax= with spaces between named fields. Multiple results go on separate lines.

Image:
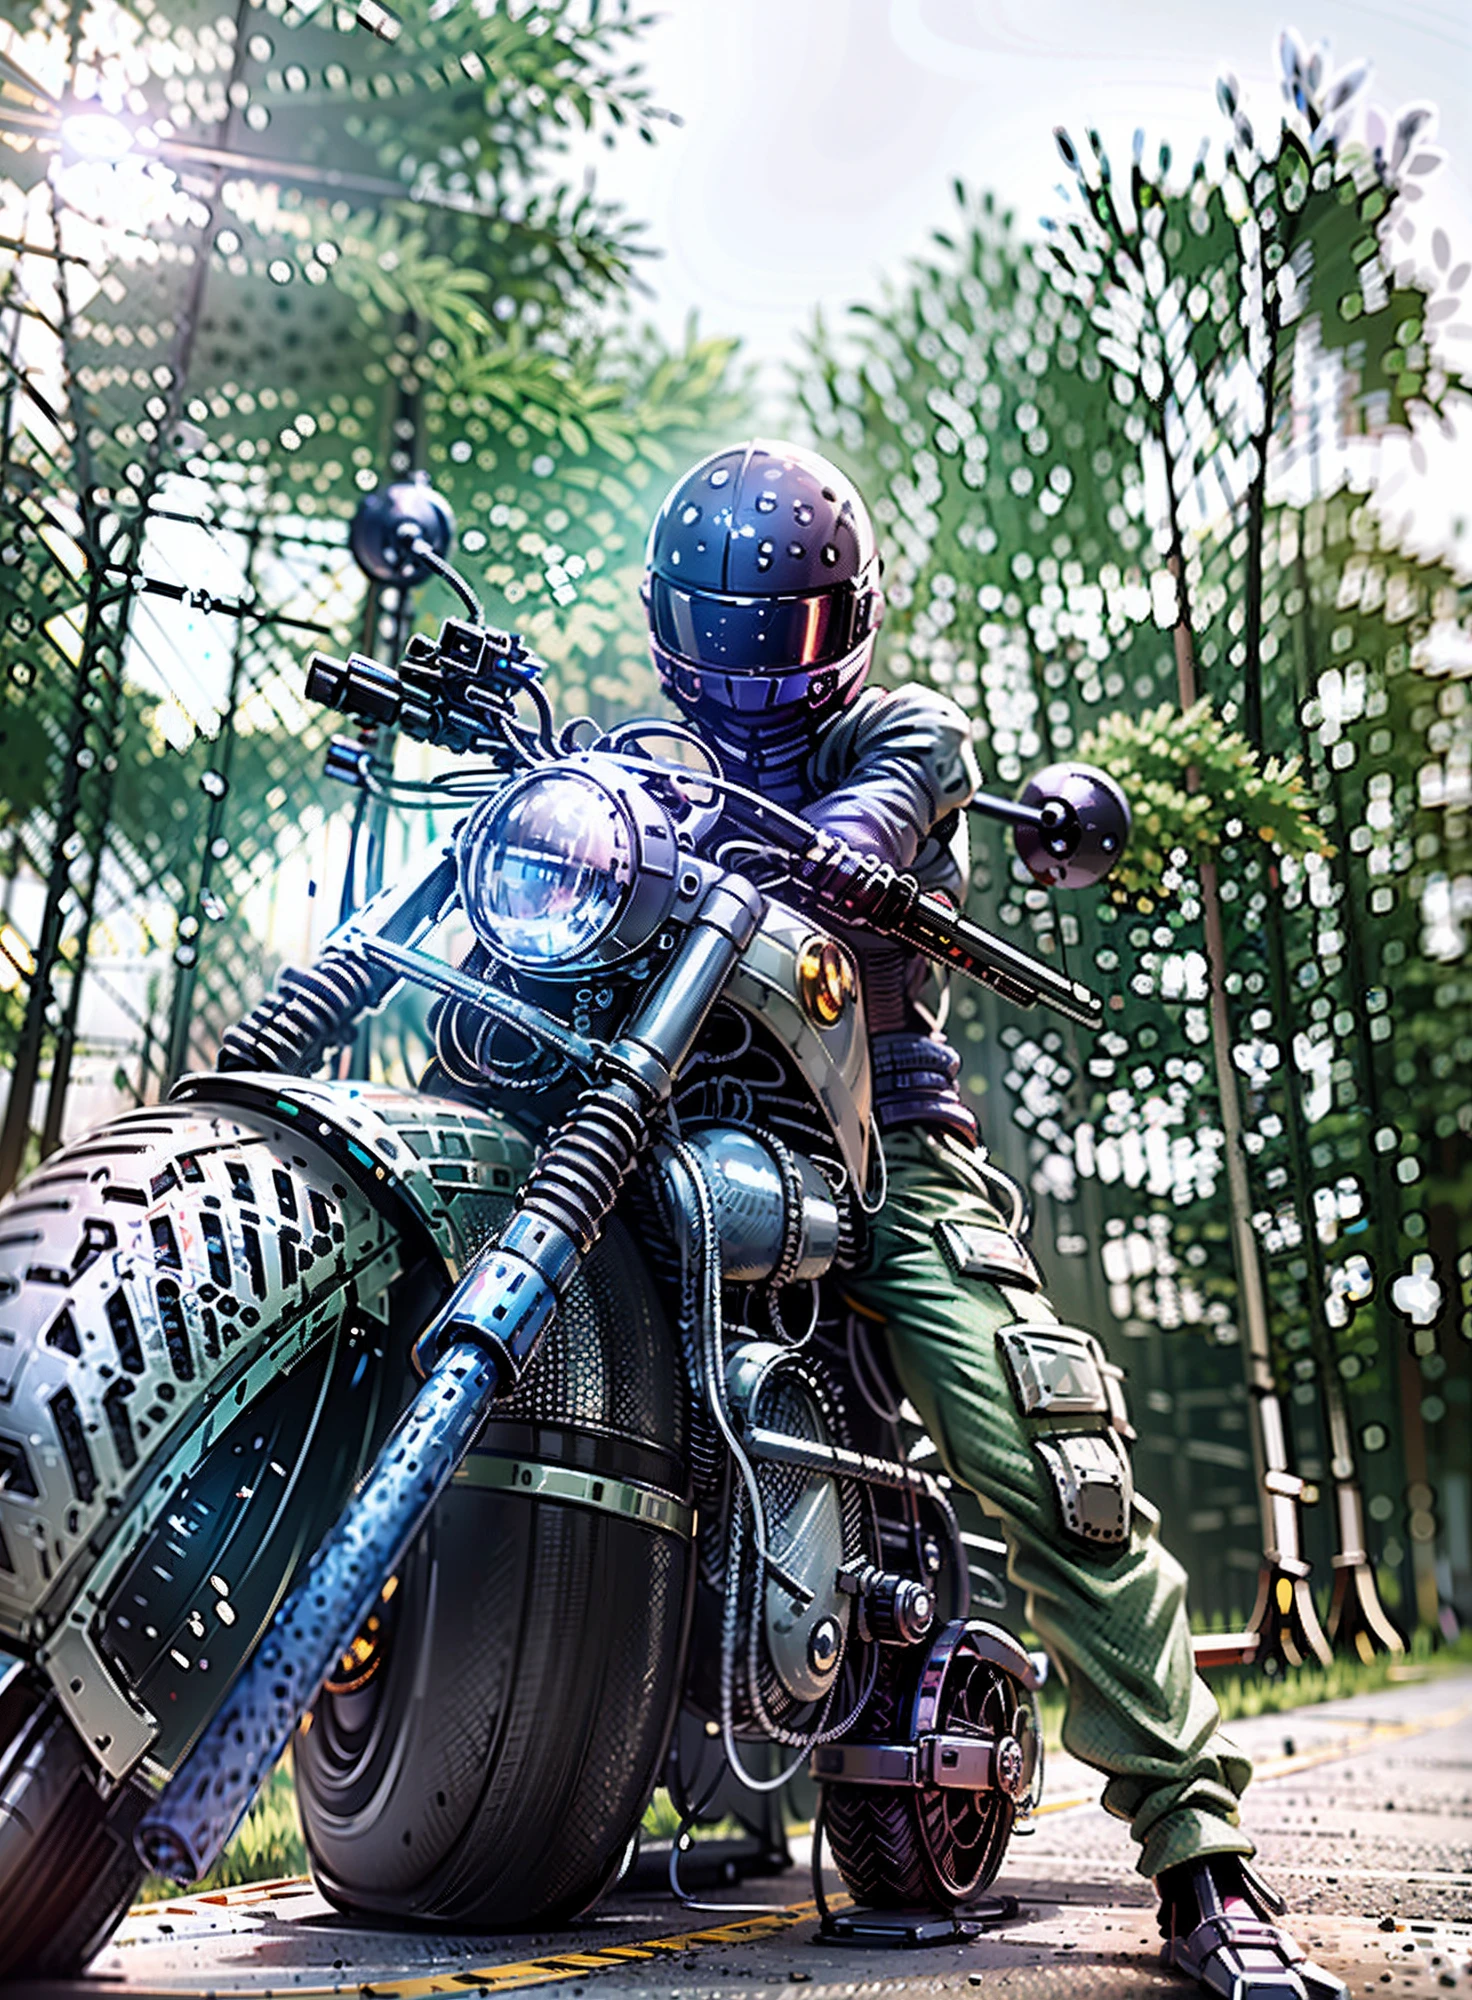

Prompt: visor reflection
xmin=648 ymin=575 xmax=871 ymax=671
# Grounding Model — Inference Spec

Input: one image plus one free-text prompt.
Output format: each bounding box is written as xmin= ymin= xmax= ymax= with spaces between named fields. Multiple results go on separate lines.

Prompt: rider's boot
xmin=1155 ymin=1855 xmax=1349 ymax=2000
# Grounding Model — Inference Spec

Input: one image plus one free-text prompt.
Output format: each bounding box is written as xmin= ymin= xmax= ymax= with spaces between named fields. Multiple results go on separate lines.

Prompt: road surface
xmin=36 ymin=1668 xmax=1472 ymax=2000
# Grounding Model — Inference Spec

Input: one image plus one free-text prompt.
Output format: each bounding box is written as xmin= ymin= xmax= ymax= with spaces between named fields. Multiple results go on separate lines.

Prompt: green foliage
xmin=0 ymin=0 xmax=751 ymax=695
xmin=135 ymin=1767 xmax=739 ymax=1904
xmin=1078 ymin=697 xmax=1331 ymax=901
xmin=796 ymin=184 xmax=1143 ymax=714
xmin=138 ymin=1760 xmax=306 ymax=1903
xmin=0 ymin=0 xmax=749 ymax=1087
xmin=1046 ymin=41 xmax=1464 ymax=524
xmin=796 ymin=33 xmax=1472 ymax=1629
xmin=0 ymin=978 xmax=21 ymax=1057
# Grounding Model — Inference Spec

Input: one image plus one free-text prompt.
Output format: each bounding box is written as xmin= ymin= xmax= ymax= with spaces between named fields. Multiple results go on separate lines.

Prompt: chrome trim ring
xmin=452 ymin=1449 xmax=694 ymax=1540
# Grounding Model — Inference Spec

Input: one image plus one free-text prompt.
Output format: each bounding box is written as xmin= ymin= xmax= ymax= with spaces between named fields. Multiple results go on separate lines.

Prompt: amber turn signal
xmin=797 ymin=936 xmax=857 ymax=1026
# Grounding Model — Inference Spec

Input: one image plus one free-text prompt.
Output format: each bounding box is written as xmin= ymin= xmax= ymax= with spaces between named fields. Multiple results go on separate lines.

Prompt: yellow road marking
xmin=119 ymin=1695 xmax=1472 ymax=1995
xmin=120 ymin=1891 xmax=846 ymax=1995
xmin=1237 ymin=1693 xmax=1472 ymax=1787
xmin=346 ymin=1901 xmax=840 ymax=1998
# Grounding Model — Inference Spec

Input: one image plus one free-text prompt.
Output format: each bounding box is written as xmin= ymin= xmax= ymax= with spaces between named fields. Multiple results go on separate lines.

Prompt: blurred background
xmin=573 ymin=0 xmax=1471 ymax=570
xmin=0 ymin=0 xmax=1467 ymax=1658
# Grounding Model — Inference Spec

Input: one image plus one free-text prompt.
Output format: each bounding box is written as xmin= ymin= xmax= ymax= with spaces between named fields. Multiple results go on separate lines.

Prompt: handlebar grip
xmin=305 ymin=650 xmax=402 ymax=725
xmin=794 ymin=830 xmax=1103 ymax=1031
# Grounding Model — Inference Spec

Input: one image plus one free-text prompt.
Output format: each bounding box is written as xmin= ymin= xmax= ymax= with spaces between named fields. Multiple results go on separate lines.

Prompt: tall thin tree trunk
xmin=1165 ymin=519 xmax=1331 ymax=1667
xmin=1286 ymin=535 xmax=1404 ymax=1654
xmin=162 ymin=525 xmax=262 ymax=1086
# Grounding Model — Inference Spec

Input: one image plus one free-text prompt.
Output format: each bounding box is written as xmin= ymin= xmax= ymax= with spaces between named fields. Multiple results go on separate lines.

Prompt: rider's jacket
xmin=711 ymin=682 xmax=982 ymax=1144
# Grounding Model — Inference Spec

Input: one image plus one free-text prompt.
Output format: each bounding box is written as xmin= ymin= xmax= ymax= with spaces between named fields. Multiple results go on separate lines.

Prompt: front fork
xmin=136 ymin=877 xmax=764 ymax=1883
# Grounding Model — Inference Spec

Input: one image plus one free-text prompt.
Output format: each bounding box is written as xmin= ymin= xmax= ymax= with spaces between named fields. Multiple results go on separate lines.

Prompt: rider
xmin=641 ymin=438 xmax=1345 ymax=2000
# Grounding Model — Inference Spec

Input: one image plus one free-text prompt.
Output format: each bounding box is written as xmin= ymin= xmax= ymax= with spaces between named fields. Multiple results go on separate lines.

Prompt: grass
xmin=138 ymin=1763 xmax=307 ymax=1905
xmin=1035 ymin=1625 xmax=1472 ymax=1753
xmin=135 ymin=1631 xmax=1472 ymax=1906
xmin=1199 ymin=1625 xmax=1472 ymax=1726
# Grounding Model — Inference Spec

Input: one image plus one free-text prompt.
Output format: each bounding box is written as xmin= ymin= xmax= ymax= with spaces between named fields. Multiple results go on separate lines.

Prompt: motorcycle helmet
xmin=643 ymin=440 xmax=884 ymax=732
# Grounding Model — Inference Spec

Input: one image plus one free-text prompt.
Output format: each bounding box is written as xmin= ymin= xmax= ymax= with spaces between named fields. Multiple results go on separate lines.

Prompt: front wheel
xmin=0 ymin=1663 xmax=149 ymax=1978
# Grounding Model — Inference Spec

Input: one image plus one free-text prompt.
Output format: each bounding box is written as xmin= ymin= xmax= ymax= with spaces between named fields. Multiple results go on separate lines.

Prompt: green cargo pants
xmin=845 ymin=1127 xmax=1253 ymax=1879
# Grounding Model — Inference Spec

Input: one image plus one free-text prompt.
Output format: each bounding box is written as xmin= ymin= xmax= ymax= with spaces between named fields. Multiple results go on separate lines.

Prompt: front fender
xmin=0 ymin=1081 xmax=532 ymax=1779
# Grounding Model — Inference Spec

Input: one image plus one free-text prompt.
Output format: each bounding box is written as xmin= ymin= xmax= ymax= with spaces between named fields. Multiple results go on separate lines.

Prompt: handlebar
xmin=709 ymin=784 xmax=1105 ymax=1030
xmin=307 ymin=616 xmax=544 ymax=757
xmin=302 ymin=621 xmax=1113 ymax=1032
xmin=795 ymin=832 xmax=1104 ymax=1031
xmin=306 ymin=649 xmax=403 ymax=724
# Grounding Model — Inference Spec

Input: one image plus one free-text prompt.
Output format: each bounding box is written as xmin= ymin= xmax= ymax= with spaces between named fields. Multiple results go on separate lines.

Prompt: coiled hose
xmin=517 ymin=1083 xmax=648 ymax=1254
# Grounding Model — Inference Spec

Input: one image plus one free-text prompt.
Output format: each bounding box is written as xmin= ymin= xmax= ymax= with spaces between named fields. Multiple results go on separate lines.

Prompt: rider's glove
xmin=795 ymin=830 xmax=920 ymax=930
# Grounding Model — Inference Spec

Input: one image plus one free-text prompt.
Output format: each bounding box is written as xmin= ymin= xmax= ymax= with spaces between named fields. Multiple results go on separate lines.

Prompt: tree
xmin=0 ymin=0 xmax=747 ymax=1179
xmin=797 ymin=34 xmax=1471 ymax=1647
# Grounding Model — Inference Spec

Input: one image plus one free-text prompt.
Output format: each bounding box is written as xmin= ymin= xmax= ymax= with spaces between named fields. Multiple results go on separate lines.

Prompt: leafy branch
xmin=1078 ymin=696 xmax=1331 ymax=900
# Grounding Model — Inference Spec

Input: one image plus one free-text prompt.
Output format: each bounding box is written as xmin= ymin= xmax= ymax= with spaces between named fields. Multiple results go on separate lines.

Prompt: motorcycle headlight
xmin=458 ymin=762 xmax=681 ymax=974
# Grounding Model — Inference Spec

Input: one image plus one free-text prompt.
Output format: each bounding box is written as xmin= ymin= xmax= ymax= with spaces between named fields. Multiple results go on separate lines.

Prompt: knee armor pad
xmin=997 ymin=1323 xmax=1132 ymax=1436
xmin=1032 ymin=1431 xmax=1133 ymax=1550
xmin=998 ymin=1320 xmax=1136 ymax=1555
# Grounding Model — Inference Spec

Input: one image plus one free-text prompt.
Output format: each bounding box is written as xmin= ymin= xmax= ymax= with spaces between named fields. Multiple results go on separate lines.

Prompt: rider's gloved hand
xmin=794 ymin=828 xmax=885 ymax=918
xmin=793 ymin=829 xmax=922 ymax=932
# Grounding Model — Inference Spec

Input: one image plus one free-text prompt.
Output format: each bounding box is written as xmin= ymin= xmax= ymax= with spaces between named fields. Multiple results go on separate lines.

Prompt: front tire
xmin=0 ymin=1664 xmax=148 ymax=1978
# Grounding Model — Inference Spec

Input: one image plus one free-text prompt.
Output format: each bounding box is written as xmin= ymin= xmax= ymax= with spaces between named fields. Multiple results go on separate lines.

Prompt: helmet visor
xmin=647 ymin=575 xmax=875 ymax=672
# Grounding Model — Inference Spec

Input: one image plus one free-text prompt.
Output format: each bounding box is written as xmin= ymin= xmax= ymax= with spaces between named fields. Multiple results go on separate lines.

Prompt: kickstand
xmin=810 ymin=1796 xmax=1019 ymax=1949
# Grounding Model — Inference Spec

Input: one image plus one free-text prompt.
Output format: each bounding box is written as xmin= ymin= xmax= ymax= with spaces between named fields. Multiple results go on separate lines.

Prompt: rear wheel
xmin=295 ymin=1211 xmax=692 ymax=1928
xmin=825 ymin=1624 xmax=1035 ymax=1911
xmin=0 ymin=1664 xmax=148 ymax=1977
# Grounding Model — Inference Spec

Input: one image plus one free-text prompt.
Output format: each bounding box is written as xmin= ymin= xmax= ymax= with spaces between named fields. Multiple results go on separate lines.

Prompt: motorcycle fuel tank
xmin=722 ymin=899 xmax=871 ymax=1193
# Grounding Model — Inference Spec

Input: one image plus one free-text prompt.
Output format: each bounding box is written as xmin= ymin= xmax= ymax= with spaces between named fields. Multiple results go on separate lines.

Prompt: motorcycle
xmin=0 ymin=538 xmax=1129 ymax=1978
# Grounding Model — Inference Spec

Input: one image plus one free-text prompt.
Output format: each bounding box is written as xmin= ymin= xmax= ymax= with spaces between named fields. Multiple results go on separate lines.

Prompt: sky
xmin=569 ymin=0 xmax=1472 ymax=564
